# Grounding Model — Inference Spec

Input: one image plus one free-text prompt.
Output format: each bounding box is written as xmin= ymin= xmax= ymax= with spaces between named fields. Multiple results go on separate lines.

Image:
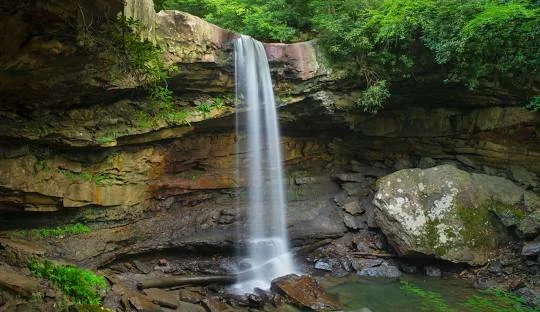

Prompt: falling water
xmin=233 ymin=35 xmax=296 ymax=292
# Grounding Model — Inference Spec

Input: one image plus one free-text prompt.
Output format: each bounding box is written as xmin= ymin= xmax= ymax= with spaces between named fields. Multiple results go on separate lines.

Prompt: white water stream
xmin=233 ymin=35 xmax=296 ymax=292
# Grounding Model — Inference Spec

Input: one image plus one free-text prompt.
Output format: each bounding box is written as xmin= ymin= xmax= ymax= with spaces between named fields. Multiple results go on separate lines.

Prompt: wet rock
xmin=400 ymin=263 xmax=417 ymax=274
xmin=356 ymin=241 xmax=370 ymax=253
xmin=344 ymin=213 xmax=367 ymax=230
xmin=488 ymin=261 xmax=503 ymax=275
xmin=177 ymin=301 xmax=207 ymax=312
xmin=373 ymin=165 xmax=537 ymax=265
xmin=424 ymin=266 xmax=442 ymax=277
xmin=271 ymin=274 xmax=342 ymax=311
xmin=128 ymin=293 xmax=161 ymax=312
xmin=352 ymin=259 xmax=384 ymax=272
xmin=144 ymin=288 xmax=178 ymax=309
xmin=357 ymin=262 xmax=401 ymax=278
xmin=333 ymin=192 xmax=346 ymax=207
xmin=247 ymin=293 xmax=264 ymax=308
xmin=343 ymin=199 xmax=364 ymax=215
xmin=393 ymin=158 xmax=413 ymax=170
xmin=342 ymin=183 xmax=371 ymax=196
xmin=178 ymin=288 xmax=204 ymax=304
xmin=133 ymin=260 xmax=153 ymax=274
xmin=0 ymin=265 xmax=40 ymax=298
xmin=158 ymin=259 xmax=169 ymax=267
xmin=314 ymin=258 xmax=333 ymax=271
xmin=510 ymin=166 xmax=539 ymax=189
xmin=334 ymin=173 xmax=366 ymax=183
xmin=202 ymin=296 xmax=231 ymax=312
xmin=350 ymin=164 xmax=388 ymax=177
xmin=522 ymin=237 xmax=540 ymax=256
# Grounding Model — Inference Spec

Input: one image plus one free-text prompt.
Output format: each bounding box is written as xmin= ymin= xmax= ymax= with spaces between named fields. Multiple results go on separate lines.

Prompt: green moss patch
xmin=456 ymin=203 xmax=498 ymax=251
xmin=12 ymin=223 xmax=91 ymax=239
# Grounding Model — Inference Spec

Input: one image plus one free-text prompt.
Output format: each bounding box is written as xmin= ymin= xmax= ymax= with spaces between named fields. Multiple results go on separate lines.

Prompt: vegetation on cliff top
xmin=156 ymin=0 xmax=539 ymax=113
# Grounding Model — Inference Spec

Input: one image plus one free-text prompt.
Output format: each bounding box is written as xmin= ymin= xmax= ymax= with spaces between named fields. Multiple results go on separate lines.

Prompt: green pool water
xmin=319 ymin=275 xmax=534 ymax=312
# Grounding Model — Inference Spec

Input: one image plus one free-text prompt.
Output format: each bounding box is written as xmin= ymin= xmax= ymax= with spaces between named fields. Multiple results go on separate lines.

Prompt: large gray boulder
xmin=373 ymin=165 xmax=539 ymax=265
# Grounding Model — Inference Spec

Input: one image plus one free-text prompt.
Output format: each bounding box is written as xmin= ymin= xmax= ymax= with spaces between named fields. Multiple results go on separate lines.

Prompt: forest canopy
xmin=155 ymin=0 xmax=539 ymax=111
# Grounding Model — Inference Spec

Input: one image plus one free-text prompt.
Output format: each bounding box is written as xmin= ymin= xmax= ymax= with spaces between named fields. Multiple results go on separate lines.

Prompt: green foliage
xmin=354 ymin=80 xmax=390 ymax=113
xmin=526 ymin=96 xmax=540 ymax=112
xmin=196 ymin=102 xmax=213 ymax=118
xmin=29 ymin=260 xmax=107 ymax=305
xmin=314 ymin=0 xmax=539 ymax=90
xmin=158 ymin=0 xmax=313 ymax=42
xmin=401 ymin=281 xmax=537 ymax=312
xmin=59 ymin=169 xmax=115 ymax=186
xmin=114 ymin=16 xmax=180 ymax=124
xmin=13 ymin=223 xmax=91 ymax=239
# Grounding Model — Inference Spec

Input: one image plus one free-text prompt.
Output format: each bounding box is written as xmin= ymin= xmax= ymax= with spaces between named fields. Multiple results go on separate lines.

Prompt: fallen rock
xmin=344 ymin=213 xmax=367 ymax=230
xmin=373 ymin=165 xmax=539 ymax=265
xmin=271 ymin=274 xmax=342 ymax=311
xmin=424 ymin=266 xmax=442 ymax=277
xmin=178 ymin=288 xmax=204 ymax=303
xmin=177 ymin=301 xmax=207 ymax=312
xmin=521 ymin=237 xmax=540 ymax=257
xmin=144 ymin=288 xmax=178 ymax=309
xmin=343 ymin=199 xmax=364 ymax=215
xmin=357 ymin=262 xmax=401 ymax=279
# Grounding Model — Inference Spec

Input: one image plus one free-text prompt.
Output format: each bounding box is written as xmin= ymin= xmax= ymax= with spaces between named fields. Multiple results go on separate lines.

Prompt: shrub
xmin=29 ymin=260 xmax=107 ymax=305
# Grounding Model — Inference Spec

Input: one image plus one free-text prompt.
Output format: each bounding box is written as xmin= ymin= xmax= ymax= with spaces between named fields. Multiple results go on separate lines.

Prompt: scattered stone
xmin=109 ymin=263 xmax=129 ymax=273
xmin=356 ymin=241 xmax=370 ymax=253
xmin=177 ymin=301 xmax=206 ymax=312
xmin=344 ymin=214 xmax=367 ymax=230
xmin=488 ymin=261 xmax=503 ymax=275
xmin=271 ymin=274 xmax=342 ymax=311
xmin=334 ymin=173 xmax=366 ymax=183
xmin=342 ymin=183 xmax=371 ymax=196
xmin=424 ymin=266 xmax=442 ymax=277
xmin=133 ymin=260 xmax=153 ymax=274
xmin=517 ymin=210 xmax=540 ymax=239
xmin=393 ymin=158 xmax=413 ymax=170
xmin=144 ymin=288 xmax=178 ymax=309
xmin=343 ymin=199 xmax=364 ymax=215
xmin=400 ymin=263 xmax=417 ymax=274
xmin=350 ymin=164 xmax=388 ymax=177
xmin=333 ymin=192 xmax=346 ymax=207
xmin=202 ymin=296 xmax=231 ymax=312
xmin=314 ymin=258 xmax=333 ymax=271
xmin=510 ymin=166 xmax=539 ymax=189
xmin=0 ymin=265 xmax=40 ymax=298
xmin=352 ymin=259 xmax=384 ymax=272
xmin=178 ymin=288 xmax=204 ymax=304
xmin=247 ymin=293 xmax=264 ymax=308
xmin=357 ymin=263 xmax=401 ymax=278
xmin=128 ymin=293 xmax=161 ymax=312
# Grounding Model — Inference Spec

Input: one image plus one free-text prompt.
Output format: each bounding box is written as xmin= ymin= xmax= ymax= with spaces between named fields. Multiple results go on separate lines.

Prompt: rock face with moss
xmin=373 ymin=165 xmax=540 ymax=265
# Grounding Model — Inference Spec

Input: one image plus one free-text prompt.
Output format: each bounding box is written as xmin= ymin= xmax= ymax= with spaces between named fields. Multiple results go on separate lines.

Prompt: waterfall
xmin=233 ymin=35 xmax=296 ymax=292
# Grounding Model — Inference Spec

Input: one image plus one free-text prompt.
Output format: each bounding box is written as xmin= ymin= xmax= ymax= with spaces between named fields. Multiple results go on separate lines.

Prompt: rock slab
xmin=271 ymin=274 xmax=341 ymax=311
